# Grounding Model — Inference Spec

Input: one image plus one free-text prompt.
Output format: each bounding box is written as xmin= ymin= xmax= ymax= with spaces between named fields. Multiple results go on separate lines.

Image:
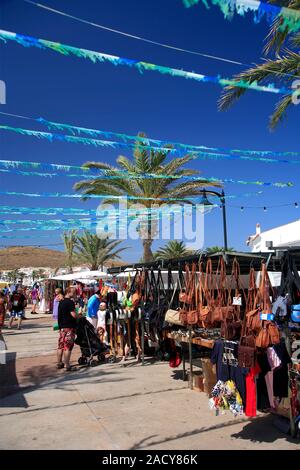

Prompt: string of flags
xmin=182 ymin=0 xmax=300 ymax=33
xmin=0 ymin=160 xmax=293 ymax=188
xmin=0 ymin=29 xmax=290 ymax=95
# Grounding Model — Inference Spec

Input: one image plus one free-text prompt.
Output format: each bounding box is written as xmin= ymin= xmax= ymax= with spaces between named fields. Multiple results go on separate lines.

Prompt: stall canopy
xmin=50 ymin=270 xmax=110 ymax=281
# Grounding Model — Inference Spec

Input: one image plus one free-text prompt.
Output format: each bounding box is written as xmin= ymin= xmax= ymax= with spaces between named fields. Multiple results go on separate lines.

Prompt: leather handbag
xmin=165 ymin=309 xmax=182 ymax=326
xmin=165 ymin=279 xmax=183 ymax=326
xmin=186 ymin=263 xmax=199 ymax=325
xmin=198 ymin=260 xmax=213 ymax=327
xmin=267 ymin=322 xmax=280 ymax=345
xmin=238 ymin=310 xmax=256 ymax=368
xmin=255 ymin=321 xmax=271 ymax=348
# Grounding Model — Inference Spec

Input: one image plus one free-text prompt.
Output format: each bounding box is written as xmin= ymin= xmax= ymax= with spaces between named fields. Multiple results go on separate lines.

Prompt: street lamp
xmin=199 ymin=189 xmax=228 ymax=251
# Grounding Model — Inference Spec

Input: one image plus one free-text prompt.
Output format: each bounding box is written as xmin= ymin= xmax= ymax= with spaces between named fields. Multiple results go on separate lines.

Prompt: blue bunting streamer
xmin=0 ymin=28 xmax=291 ymax=94
xmin=1 ymin=125 xmax=300 ymax=169
xmin=0 ymin=162 xmax=292 ymax=187
xmin=183 ymin=0 xmax=300 ymax=33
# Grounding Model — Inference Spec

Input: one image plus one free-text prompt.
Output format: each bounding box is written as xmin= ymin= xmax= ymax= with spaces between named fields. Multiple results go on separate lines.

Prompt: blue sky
xmin=0 ymin=0 xmax=299 ymax=261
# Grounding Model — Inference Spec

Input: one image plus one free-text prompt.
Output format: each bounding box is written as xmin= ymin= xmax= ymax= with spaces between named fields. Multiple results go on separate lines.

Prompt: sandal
xmin=65 ymin=365 xmax=78 ymax=372
xmin=56 ymin=362 xmax=64 ymax=369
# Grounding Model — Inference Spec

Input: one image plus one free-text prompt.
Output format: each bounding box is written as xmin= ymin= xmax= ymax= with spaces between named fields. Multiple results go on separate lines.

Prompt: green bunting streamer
xmin=0 ymin=161 xmax=292 ymax=187
xmin=0 ymin=29 xmax=290 ymax=95
xmin=182 ymin=0 xmax=300 ymax=33
xmin=2 ymin=125 xmax=300 ymax=169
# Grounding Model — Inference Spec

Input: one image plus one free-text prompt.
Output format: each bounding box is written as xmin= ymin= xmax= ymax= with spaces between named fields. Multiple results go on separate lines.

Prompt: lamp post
xmin=199 ymin=189 xmax=228 ymax=251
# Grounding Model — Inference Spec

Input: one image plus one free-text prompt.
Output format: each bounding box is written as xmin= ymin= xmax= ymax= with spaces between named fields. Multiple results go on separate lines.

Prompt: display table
xmin=167 ymin=330 xmax=216 ymax=390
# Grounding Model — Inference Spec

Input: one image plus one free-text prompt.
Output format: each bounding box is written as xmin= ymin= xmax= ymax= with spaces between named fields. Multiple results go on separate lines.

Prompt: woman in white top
xmin=97 ymin=302 xmax=108 ymax=344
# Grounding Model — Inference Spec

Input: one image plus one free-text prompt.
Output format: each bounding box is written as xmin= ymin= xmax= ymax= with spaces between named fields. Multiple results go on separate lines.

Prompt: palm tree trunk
xmin=142 ymin=239 xmax=154 ymax=263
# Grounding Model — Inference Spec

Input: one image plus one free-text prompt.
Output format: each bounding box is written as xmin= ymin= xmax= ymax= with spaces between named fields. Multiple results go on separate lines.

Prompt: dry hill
xmin=0 ymin=246 xmax=66 ymax=270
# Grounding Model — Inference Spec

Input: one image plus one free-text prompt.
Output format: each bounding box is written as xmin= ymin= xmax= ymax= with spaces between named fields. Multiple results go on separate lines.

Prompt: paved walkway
xmin=0 ymin=316 xmax=299 ymax=450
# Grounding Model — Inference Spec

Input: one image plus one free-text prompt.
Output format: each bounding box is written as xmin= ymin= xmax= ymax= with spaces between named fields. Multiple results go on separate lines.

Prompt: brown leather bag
xmin=255 ymin=321 xmax=271 ymax=348
xmin=198 ymin=260 xmax=213 ymax=327
xmin=238 ymin=315 xmax=256 ymax=368
xmin=186 ymin=263 xmax=199 ymax=325
xmin=212 ymin=256 xmax=231 ymax=325
xmin=267 ymin=322 xmax=280 ymax=345
xmin=246 ymin=263 xmax=273 ymax=335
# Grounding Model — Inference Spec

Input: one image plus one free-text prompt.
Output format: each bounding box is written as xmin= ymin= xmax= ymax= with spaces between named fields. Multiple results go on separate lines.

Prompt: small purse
xmin=164 ymin=280 xmax=183 ymax=326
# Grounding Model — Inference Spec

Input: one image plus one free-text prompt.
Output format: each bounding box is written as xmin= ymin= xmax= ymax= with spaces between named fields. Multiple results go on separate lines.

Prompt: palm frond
xmin=269 ymin=93 xmax=294 ymax=128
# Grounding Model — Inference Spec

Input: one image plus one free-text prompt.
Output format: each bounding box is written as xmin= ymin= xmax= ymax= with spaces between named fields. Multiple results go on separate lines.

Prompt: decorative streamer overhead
xmin=2 ymin=110 xmax=300 ymax=161
xmin=38 ymin=117 xmax=300 ymax=159
xmin=0 ymin=125 xmax=174 ymax=154
xmin=182 ymin=0 xmax=300 ymax=33
xmin=0 ymin=161 xmax=292 ymax=188
xmin=0 ymin=29 xmax=290 ymax=95
xmin=0 ymin=205 xmax=98 ymax=216
xmin=2 ymin=125 xmax=300 ymax=168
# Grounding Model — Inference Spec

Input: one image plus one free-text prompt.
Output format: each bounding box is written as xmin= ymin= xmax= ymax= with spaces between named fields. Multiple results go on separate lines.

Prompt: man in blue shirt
xmin=87 ymin=290 xmax=101 ymax=329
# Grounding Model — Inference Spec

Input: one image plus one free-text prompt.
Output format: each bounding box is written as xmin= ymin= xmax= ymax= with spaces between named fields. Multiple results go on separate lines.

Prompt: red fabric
xmin=245 ymin=363 xmax=261 ymax=417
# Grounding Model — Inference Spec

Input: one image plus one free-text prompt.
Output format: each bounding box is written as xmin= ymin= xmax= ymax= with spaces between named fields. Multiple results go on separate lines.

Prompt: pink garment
xmin=265 ymin=347 xmax=282 ymax=408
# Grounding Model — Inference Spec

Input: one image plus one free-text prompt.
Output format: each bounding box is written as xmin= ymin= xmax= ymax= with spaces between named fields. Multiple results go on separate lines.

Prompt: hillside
xmin=0 ymin=246 xmax=66 ymax=270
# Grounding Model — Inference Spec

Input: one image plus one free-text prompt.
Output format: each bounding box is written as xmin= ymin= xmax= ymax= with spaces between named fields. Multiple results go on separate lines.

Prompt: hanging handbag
xmin=198 ymin=259 xmax=213 ymax=327
xmin=165 ymin=280 xmax=183 ymax=326
xmin=255 ymin=321 xmax=271 ymax=349
xmin=212 ymin=257 xmax=232 ymax=324
xmin=186 ymin=263 xmax=199 ymax=325
xmin=238 ymin=307 xmax=256 ymax=368
xmin=267 ymin=322 xmax=280 ymax=345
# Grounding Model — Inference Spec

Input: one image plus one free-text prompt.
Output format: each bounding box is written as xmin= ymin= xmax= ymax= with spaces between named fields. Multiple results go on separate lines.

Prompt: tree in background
xmin=154 ymin=240 xmax=195 ymax=260
xmin=74 ymin=134 xmax=220 ymax=262
xmin=75 ymin=231 xmax=126 ymax=271
xmin=219 ymin=0 xmax=300 ymax=128
xmin=205 ymin=246 xmax=235 ymax=254
xmin=62 ymin=229 xmax=78 ymax=273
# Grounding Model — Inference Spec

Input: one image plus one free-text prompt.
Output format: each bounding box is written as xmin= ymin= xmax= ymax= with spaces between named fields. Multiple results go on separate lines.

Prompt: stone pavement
xmin=0 ymin=316 xmax=299 ymax=450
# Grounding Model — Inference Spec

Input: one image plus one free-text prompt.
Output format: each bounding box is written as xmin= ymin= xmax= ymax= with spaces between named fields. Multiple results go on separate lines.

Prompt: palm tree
xmin=154 ymin=240 xmax=195 ymax=260
xmin=219 ymin=0 xmax=300 ymax=128
xmin=205 ymin=246 xmax=235 ymax=254
xmin=62 ymin=229 xmax=78 ymax=273
xmin=36 ymin=269 xmax=46 ymax=279
xmin=74 ymin=134 xmax=221 ymax=262
xmin=75 ymin=230 xmax=126 ymax=271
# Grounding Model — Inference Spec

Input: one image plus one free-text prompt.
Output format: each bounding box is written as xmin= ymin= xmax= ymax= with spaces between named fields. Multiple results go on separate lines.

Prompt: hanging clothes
xmin=256 ymin=353 xmax=271 ymax=411
xmin=273 ymin=339 xmax=292 ymax=398
xmin=245 ymin=363 xmax=261 ymax=417
xmin=265 ymin=347 xmax=282 ymax=409
xmin=211 ymin=339 xmax=248 ymax=405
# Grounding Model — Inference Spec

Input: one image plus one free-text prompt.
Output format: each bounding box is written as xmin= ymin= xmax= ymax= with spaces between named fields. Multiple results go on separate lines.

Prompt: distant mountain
xmin=0 ymin=246 xmax=128 ymax=271
xmin=0 ymin=246 xmax=66 ymax=270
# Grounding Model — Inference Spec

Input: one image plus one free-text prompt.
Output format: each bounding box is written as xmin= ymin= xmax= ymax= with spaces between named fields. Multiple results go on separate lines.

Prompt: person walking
xmin=52 ymin=288 xmax=64 ymax=322
xmin=0 ymin=292 xmax=6 ymax=333
xmin=57 ymin=286 xmax=78 ymax=371
xmin=30 ymin=286 xmax=39 ymax=314
xmin=8 ymin=286 xmax=27 ymax=330
xmin=86 ymin=290 xmax=101 ymax=329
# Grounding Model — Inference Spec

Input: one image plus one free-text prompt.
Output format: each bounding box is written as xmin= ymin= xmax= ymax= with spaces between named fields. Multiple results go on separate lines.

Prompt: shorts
xmin=9 ymin=310 xmax=24 ymax=319
xmin=32 ymin=299 xmax=37 ymax=305
xmin=58 ymin=328 xmax=76 ymax=351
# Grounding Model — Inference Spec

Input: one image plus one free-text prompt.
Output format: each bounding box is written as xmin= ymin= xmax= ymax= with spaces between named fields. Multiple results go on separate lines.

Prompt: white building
xmin=246 ymin=220 xmax=300 ymax=252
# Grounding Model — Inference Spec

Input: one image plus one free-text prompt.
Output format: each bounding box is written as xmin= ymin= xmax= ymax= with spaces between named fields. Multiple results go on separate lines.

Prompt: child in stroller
xmin=75 ymin=316 xmax=110 ymax=366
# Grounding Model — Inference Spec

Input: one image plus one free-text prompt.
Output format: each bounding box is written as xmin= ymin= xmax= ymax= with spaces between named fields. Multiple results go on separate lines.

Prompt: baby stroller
xmin=75 ymin=317 xmax=110 ymax=367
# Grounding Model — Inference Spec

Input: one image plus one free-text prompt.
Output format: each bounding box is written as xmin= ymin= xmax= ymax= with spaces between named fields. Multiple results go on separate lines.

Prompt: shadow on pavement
xmin=0 ymin=352 xmax=28 ymax=407
xmin=130 ymin=414 xmax=298 ymax=450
